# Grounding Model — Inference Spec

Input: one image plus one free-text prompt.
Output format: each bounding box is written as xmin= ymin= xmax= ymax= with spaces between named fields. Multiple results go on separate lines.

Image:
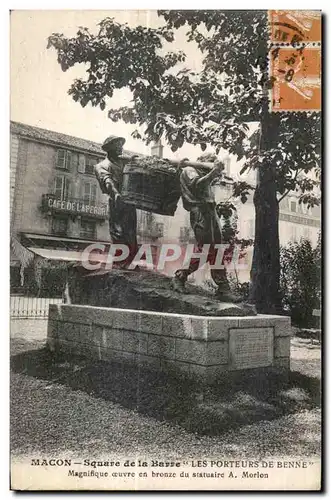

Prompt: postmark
xmin=269 ymin=10 xmax=321 ymax=44
xmin=268 ymin=10 xmax=321 ymax=112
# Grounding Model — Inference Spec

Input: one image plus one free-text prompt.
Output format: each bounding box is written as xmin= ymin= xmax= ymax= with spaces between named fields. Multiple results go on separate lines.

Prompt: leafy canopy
xmin=47 ymin=10 xmax=321 ymax=207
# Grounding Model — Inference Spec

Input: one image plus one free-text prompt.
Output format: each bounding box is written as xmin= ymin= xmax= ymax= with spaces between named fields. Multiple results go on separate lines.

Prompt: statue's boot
xmin=171 ymin=274 xmax=187 ymax=294
xmin=215 ymin=282 xmax=243 ymax=303
xmin=241 ymin=302 xmax=257 ymax=315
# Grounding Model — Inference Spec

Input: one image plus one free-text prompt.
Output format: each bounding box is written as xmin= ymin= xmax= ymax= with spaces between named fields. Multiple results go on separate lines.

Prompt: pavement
xmin=11 ymin=319 xmax=48 ymax=342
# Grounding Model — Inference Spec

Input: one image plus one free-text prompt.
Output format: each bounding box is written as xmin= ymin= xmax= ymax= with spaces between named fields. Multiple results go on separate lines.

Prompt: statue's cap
xmin=102 ymin=135 xmax=126 ymax=151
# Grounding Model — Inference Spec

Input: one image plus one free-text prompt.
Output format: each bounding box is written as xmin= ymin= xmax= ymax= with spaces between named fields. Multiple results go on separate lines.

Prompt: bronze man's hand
xmin=105 ymin=180 xmax=122 ymax=205
xmin=211 ymin=159 xmax=225 ymax=178
xmin=105 ymin=180 xmax=113 ymax=195
xmin=178 ymin=158 xmax=190 ymax=168
xmin=114 ymin=192 xmax=123 ymax=209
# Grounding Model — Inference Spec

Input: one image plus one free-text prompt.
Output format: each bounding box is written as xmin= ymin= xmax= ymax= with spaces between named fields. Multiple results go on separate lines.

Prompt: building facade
xmin=10 ymin=122 xmax=113 ymax=292
xmin=10 ymin=121 xmax=112 ymax=246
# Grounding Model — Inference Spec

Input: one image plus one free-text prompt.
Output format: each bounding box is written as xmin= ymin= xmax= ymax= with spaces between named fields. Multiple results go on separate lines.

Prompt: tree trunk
xmin=249 ymin=115 xmax=282 ymax=314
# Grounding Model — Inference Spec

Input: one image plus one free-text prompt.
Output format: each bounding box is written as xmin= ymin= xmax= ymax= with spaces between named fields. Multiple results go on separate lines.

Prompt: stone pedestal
xmin=47 ymin=304 xmax=291 ymax=384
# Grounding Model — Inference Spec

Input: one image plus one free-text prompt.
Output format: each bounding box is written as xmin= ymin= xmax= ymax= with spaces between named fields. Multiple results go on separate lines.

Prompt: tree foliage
xmin=280 ymin=237 xmax=321 ymax=327
xmin=47 ymin=12 xmax=320 ymax=207
xmin=47 ymin=10 xmax=321 ymax=312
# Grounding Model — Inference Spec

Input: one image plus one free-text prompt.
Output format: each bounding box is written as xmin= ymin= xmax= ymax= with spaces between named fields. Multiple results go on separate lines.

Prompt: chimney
xmin=151 ymin=139 xmax=164 ymax=158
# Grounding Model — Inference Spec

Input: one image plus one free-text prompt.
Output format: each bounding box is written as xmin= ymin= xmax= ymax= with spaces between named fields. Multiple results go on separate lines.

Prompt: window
xmin=70 ymin=152 xmax=79 ymax=171
xmin=52 ymin=216 xmax=68 ymax=236
xmin=290 ymin=200 xmax=297 ymax=213
xmin=56 ymin=149 xmax=92 ymax=171
xmin=83 ymin=183 xmax=97 ymax=204
xmin=76 ymin=154 xmax=99 ymax=174
xmin=180 ymin=226 xmax=190 ymax=242
xmin=155 ymin=223 xmax=164 ymax=238
xmin=56 ymin=149 xmax=71 ymax=170
xmin=85 ymin=156 xmax=98 ymax=175
xmin=80 ymin=219 xmax=96 ymax=239
xmin=54 ymin=176 xmax=70 ymax=200
xmin=77 ymin=154 xmax=86 ymax=174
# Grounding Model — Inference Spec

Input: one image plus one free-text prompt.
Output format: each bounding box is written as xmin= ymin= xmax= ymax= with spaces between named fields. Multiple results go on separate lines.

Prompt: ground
xmin=10 ymin=319 xmax=321 ymax=460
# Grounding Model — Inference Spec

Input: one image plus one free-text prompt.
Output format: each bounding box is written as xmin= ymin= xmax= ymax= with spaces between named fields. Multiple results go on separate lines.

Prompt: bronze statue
xmin=171 ymin=159 xmax=242 ymax=303
xmin=95 ymin=136 xmax=138 ymax=264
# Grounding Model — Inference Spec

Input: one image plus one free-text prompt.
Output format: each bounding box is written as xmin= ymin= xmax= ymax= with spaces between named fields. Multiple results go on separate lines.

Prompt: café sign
xmin=42 ymin=194 xmax=108 ymax=219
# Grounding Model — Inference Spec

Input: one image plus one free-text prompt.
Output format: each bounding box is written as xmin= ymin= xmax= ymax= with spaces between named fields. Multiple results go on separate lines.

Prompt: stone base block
xmin=47 ymin=305 xmax=291 ymax=384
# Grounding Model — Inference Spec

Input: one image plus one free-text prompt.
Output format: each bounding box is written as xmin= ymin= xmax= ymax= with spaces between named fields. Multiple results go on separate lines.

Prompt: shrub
xmin=227 ymin=275 xmax=250 ymax=301
xmin=280 ymin=236 xmax=321 ymax=327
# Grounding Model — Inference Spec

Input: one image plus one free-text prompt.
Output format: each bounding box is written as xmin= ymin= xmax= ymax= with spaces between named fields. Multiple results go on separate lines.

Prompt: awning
xmin=27 ymin=246 xmax=107 ymax=266
xmin=22 ymin=232 xmax=111 ymax=247
xmin=27 ymin=247 xmax=84 ymax=262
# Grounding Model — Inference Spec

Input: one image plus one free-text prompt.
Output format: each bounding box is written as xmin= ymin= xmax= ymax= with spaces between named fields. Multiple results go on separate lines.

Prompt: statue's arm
xmin=196 ymin=160 xmax=225 ymax=190
xmin=95 ymin=162 xmax=120 ymax=199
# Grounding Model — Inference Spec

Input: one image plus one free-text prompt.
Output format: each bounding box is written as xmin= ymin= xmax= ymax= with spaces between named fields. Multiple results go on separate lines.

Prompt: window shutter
xmin=70 ymin=152 xmax=79 ymax=172
xmin=91 ymin=185 xmax=97 ymax=203
xmin=54 ymin=176 xmax=64 ymax=198
xmin=65 ymin=151 xmax=72 ymax=170
xmin=84 ymin=182 xmax=91 ymax=203
xmin=63 ymin=178 xmax=71 ymax=199
xmin=56 ymin=150 xmax=66 ymax=169
xmin=78 ymin=154 xmax=86 ymax=174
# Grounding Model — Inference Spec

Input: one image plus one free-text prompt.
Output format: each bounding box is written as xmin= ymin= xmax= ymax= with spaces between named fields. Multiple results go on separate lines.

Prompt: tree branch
xmin=277 ymin=169 xmax=301 ymax=204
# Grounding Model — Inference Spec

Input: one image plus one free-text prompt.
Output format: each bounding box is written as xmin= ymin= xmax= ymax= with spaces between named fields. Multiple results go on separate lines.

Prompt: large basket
xmin=121 ymin=163 xmax=181 ymax=216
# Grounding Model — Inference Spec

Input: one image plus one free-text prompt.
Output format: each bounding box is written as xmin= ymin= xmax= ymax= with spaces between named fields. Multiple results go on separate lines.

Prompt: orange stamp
xmin=269 ymin=10 xmax=321 ymax=44
xmin=269 ymin=46 xmax=321 ymax=112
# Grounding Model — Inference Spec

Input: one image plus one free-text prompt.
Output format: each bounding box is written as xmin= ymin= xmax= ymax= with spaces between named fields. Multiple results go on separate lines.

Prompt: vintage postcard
xmin=10 ymin=9 xmax=322 ymax=491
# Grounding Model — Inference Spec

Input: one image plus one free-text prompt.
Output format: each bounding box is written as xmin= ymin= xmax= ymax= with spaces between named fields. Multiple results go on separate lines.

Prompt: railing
xmin=10 ymin=296 xmax=63 ymax=319
xmin=279 ymin=211 xmax=320 ymax=228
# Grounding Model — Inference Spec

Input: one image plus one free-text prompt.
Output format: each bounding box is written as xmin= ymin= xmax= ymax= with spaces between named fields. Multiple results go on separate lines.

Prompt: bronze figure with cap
xmin=171 ymin=158 xmax=242 ymax=303
xmin=95 ymin=135 xmax=138 ymax=263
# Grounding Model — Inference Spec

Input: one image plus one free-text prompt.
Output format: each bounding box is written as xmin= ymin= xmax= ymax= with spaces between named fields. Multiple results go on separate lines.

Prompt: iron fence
xmin=10 ymin=295 xmax=63 ymax=319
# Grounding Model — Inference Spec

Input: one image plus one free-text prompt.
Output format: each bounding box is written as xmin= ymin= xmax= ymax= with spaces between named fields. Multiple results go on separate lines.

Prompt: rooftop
xmin=10 ymin=121 xmax=134 ymax=156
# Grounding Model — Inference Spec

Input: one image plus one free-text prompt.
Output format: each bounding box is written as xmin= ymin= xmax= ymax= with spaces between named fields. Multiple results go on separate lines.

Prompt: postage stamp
xmin=268 ymin=10 xmax=321 ymax=112
xmin=269 ymin=46 xmax=321 ymax=112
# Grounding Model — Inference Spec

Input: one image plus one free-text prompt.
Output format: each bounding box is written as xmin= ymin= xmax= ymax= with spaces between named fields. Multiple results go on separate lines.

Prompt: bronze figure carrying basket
xmin=121 ymin=156 xmax=224 ymax=216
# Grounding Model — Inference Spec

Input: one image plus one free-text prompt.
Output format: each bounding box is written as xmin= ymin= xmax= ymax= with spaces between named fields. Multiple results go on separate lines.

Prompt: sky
xmin=10 ymin=10 xmax=207 ymax=160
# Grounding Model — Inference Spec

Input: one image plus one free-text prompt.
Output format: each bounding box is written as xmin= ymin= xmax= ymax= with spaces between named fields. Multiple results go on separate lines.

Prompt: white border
xmin=2 ymin=2 xmax=328 ymax=499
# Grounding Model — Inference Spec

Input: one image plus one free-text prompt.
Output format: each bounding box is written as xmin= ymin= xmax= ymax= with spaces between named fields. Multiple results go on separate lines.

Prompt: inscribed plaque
xmin=229 ymin=327 xmax=274 ymax=369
